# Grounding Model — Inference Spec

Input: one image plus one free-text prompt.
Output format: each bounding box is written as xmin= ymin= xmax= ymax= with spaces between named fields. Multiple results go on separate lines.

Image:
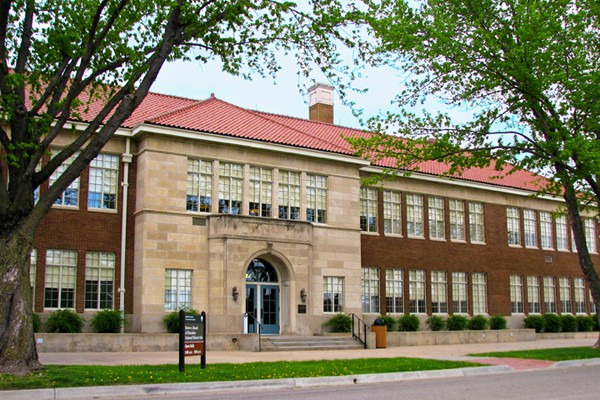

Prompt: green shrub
xmin=592 ymin=314 xmax=599 ymax=331
xmin=163 ymin=308 xmax=199 ymax=333
xmin=427 ymin=315 xmax=446 ymax=331
xmin=543 ymin=313 xmax=562 ymax=333
xmin=561 ymin=314 xmax=578 ymax=332
xmin=523 ymin=315 xmax=545 ymax=333
xmin=32 ymin=313 xmax=41 ymax=333
xmin=45 ymin=309 xmax=85 ymax=333
xmin=469 ymin=315 xmax=489 ymax=330
xmin=380 ymin=315 xmax=397 ymax=331
xmin=447 ymin=315 xmax=469 ymax=331
xmin=90 ymin=310 xmax=125 ymax=333
xmin=576 ymin=315 xmax=595 ymax=332
xmin=322 ymin=313 xmax=352 ymax=333
xmin=398 ymin=314 xmax=420 ymax=332
xmin=489 ymin=315 xmax=507 ymax=330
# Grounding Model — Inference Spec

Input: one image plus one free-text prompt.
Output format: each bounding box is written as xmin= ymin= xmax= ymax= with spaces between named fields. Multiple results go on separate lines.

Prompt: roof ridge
xmin=254 ymin=108 xmax=367 ymax=135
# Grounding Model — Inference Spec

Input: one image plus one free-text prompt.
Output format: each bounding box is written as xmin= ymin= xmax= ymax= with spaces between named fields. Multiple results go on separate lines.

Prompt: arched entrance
xmin=245 ymin=258 xmax=280 ymax=334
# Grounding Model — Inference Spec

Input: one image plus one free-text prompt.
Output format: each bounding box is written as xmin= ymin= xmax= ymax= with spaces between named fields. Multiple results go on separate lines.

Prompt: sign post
xmin=178 ymin=310 xmax=206 ymax=372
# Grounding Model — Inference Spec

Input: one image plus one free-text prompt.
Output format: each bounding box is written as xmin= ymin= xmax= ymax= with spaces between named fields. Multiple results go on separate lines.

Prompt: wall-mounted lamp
xmin=300 ymin=288 xmax=307 ymax=304
xmin=232 ymin=286 xmax=239 ymax=302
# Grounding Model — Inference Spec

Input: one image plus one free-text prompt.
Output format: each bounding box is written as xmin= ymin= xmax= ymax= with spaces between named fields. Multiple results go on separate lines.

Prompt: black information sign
xmin=179 ymin=310 xmax=206 ymax=371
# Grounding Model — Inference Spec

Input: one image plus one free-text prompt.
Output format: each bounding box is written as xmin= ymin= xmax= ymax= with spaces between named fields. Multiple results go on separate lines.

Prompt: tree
xmin=349 ymin=0 xmax=600 ymax=345
xmin=0 ymin=0 xmax=364 ymax=374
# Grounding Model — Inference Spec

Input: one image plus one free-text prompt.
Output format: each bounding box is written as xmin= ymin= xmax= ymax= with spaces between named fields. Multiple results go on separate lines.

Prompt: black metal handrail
xmin=247 ymin=312 xmax=262 ymax=352
xmin=349 ymin=313 xmax=367 ymax=349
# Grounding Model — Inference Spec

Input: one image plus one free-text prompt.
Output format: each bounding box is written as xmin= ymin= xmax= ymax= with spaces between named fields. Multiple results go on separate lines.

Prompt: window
xmin=187 ymin=159 xmax=212 ymax=212
xmin=469 ymin=202 xmax=485 ymax=243
xmin=249 ymin=166 xmax=272 ymax=217
xmin=590 ymin=290 xmax=597 ymax=314
xmin=452 ymin=272 xmax=468 ymax=314
xmin=278 ymin=170 xmax=300 ymax=220
xmin=406 ymin=194 xmax=424 ymax=238
xmin=361 ymin=267 xmax=380 ymax=313
xmin=523 ymin=209 xmax=537 ymax=248
xmin=219 ymin=162 xmax=243 ymax=214
xmin=527 ymin=276 xmax=541 ymax=314
xmin=543 ymin=276 xmax=557 ymax=313
xmin=428 ymin=197 xmax=445 ymax=240
xmin=431 ymin=271 xmax=448 ymax=314
xmin=323 ymin=277 xmax=344 ymax=313
xmin=510 ymin=275 xmax=524 ymax=314
xmin=559 ymin=277 xmax=572 ymax=314
xmin=84 ymin=252 xmax=115 ymax=309
xmin=574 ymin=278 xmax=586 ymax=314
xmin=555 ymin=215 xmax=569 ymax=251
xmin=164 ymin=269 xmax=192 ymax=310
xmin=472 ymin=273 xmax=488 ymax=314
xmin=584 ymin=219 xmax=598 ymax=253
xmin=306 ymin=174 xmax=327 ymax=223
xmin=539 ymin=212 xmax=553 ymax=249
xmin=49 ymin=150 xmax=79 ymax=207
xmin=360 ymin=188 xmax=378 ymax=232
xmin=385 ymin=269 xmax=404 ymax=314
xmin=30 ymin=249 xmax=37 ymax=310
xmin=449 ymin=200 xmax=465 ymax=241
xmin=44 ymin=250 xmax=77 ymax=309
xmin=506 ymin=207 xmax=521 ymax=245
xmin=383 ymin=190 xmax=402 ymax=235
xmin=88 ymin=153 xmax=118 ymax=209
xmin=409 ymin=269 xmax=426 ymax=313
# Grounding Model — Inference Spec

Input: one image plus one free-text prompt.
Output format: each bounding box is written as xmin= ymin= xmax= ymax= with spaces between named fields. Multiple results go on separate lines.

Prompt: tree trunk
xmin=0 ymin=228 xmax=43 ymax=375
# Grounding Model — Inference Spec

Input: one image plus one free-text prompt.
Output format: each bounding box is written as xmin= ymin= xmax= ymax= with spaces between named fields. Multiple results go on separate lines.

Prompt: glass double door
xmin=246 ymin=284 xmax=279 ymax=334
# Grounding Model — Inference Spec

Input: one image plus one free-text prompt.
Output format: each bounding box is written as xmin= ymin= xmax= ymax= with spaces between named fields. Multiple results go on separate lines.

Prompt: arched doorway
xmin=245 ymin=258 xmax=280 ymax=334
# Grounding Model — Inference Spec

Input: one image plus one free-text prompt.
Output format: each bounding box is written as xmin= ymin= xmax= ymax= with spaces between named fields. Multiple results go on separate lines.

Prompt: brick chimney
xmin=308 ymin=83 xmax=334 ymax=124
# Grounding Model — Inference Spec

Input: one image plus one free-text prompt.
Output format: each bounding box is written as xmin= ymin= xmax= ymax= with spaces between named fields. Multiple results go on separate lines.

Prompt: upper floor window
xmin=523 ymin=209 xmax=537 ymax=248
xmin=584 ymin=219 xmax=598 ymax=253
xmin=428 ymin=196 xmax=445 ymax=240
xmin=449 ymin=199 xmax=465 ymax=241
xmin=249 ymin=166 xmax=272 ymax=217
xmin=44 ymin=249 xmax=77 ymax=309
xmin=406 ymin=194 xmax=424 ymax=238
xmin=219 ymin=162 xmax=243 ymax=214
xmin=506 ymin=207 xmax=521 ymax=246
xmin=361 ymin=267 xmax=380 ymax=313
xmin=383 ymin=190 xmax=402 ymax=235
xmin=360 ymin=188 xmax=378 ymax=232
xmin=555 ymin=215 xmax=569 ymax=251
xmin=85 ymin=252 xmax=115 ymax=310
xmin=88 ymin=153 xmax=119 ymax=210
xmin=278 ymin=170 xmax=300 ymax=220
xmin=539 ymin=212 xmax=553 ymax=250
xmin=306 ymin=174 xmax=327 ymax=223
xmin=187 ymin=159 xmax=212 ymax=212
xmin=50 ymin=149 xmax=79 ymax=207
xmin=468 ymin=202 xmax=485 ymax=243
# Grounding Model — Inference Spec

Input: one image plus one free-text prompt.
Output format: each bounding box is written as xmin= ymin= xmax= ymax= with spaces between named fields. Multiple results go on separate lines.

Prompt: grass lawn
xmin=470 ymin=346 xmax=600 ymax=361
xmin=0 ymin=358 xmax=481 ymax=391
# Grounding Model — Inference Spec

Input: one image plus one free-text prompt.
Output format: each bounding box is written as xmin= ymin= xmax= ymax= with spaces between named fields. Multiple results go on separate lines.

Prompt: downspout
xmin=119 ymin=138 xmax=132 ymax=333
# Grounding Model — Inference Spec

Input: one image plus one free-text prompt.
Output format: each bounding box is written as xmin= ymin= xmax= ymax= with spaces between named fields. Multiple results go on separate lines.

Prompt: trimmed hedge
xmin=427 ymin=315 xmax=446 ymax=331
xmin=576 ymin=315 xmax=595 ymax=332
xmin=524 ymin=315 xmax=545 ymax=333
xmin=543 ymin=313 xmax=562 ymax=333
xmin=163 ymin=308 xmax=200 ymax=333
xmin=45 ymin=309 xmax=85 ymax=333
xmin=380 ymin=315 xmax=398 ymax=331
xmin=398 ymin=314 xmax=420 ymax=332
xmin=469 ymin=315 xmax=489 ymax=330
xmin=447 ymin=315 xmax=469 ymax=331
xmin=560 ymin=314 xmax=578 ymax=332
xmin=322 ymin=313 xmax=352 ymax=333
xmin=90 ymin=309 xmax=125 ymax=333
xmin=489 ymin=315 xmax=507 ymax=330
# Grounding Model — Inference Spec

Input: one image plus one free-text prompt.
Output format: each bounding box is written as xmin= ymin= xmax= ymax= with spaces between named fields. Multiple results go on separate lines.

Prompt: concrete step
xmin=260 ymin=335 xmax=365 ymax=352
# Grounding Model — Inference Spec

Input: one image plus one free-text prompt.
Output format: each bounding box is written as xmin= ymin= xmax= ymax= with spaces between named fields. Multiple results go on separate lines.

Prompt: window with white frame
xmin=164 ymin=269 xmax=192 ymax=310
xmin=306 ymin=174 xmax=327 ymax=223
xmin=44 ymin=250 xmax=77 ymax=309
xmin=452 ymin=272 xmax=468 ymax=314
xmin=361 ymin=267 xmax=380 ymax=313
xmin=468 ymin=202 xmax=485 ymax=243
xmin=360 ymin=188 xmax=378 ymax=232
xmin=186 ymin=158 xmax=212 ymax=212
xmin=84 ymin=252 xmax=115 ymax=309
xmin=385 ymin=269 xmax=404 ymax=314
xmin=527 ymin=276 xmax=541 ymax=314
xmin=406 ymin=194 xmax=424 ymax=238
xmin=428 ymin=197 xmax=445 ymax=240
xmin=383 ymin=190 xmax=402 ymax=235
xmin=510 ymin=275 xmax=524 ymax=314
xmin=506 ymin=207 xmax=521 ymax=245
xmin=590 ymin=290 xmax=597 ymax=314
xmin=88 ymin=153 xmax=119 ymax=209
xmin=278 ymin=170 xmax=300 ymax=220
xmin=323 ymin=276 xmax=344 ymax=313
xmin=218 ymin=162 xmax=243 ymax=214
xmin=539 ymin=212 xmax=553 ymax=250
xmin=449 ymin=199 xmax=465 ymax=241
xmin=523 ymin=209 xmax=537 ymax=248
xmin=559 ymin=277 xmax=572 ymax=314
xmin=409 ymin=269 xmax=426 ymax=313
xmin=543 ymin=276 xmax=557 ymax=313
xmin=574 ymin=278 xmax=586 ymax=314
xmin=472 ymin=273 xmax=488 ymax=314
xmin=249 ymin=166 xmax=272 ymax=217
xmin=30 ymin=249 xmax=37 ymax=310
xmin=555 ymin=215 xmax=569 ymax=251
xmin=431 ymin=271 xmax=448 ymax=314
xmin=584 ymin=219 xmax=598 ymax=253
xmin=49 ymin=149 xmax=80 ymax=207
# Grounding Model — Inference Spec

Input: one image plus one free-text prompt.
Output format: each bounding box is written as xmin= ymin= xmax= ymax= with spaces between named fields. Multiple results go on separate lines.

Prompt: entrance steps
xmin=260 ymin=335 xmax=365 ymax=352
